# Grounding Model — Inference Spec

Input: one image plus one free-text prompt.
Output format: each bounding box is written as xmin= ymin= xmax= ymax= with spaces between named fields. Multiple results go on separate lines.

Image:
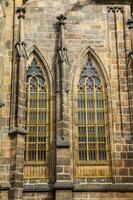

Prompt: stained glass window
xmin=75 ymin=54 xmax=111 ymax=182
xmin=24 ymin=58 xmax=49 ymax=180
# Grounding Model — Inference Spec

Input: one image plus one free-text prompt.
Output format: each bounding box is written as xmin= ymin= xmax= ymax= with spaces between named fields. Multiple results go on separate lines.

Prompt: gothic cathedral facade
xmin=0 ymin=0 xmax=133 ymax=200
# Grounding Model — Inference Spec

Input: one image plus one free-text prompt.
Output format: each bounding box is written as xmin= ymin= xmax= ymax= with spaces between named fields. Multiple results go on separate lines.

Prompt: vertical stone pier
xmin=54 ymin=14 xmax=73 ymax=200
xmin=127 ymin=16 xmax=133 ymax=137
xmin=8 ymin=7 xmax=27 ymax=200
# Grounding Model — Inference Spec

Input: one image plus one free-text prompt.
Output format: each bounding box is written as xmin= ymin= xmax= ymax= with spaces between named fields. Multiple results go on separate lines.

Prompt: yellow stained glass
xmin=24 ymin=58 xmax=49 ymax=180
xmin=75 ymin=55 xmax=111 ymax=182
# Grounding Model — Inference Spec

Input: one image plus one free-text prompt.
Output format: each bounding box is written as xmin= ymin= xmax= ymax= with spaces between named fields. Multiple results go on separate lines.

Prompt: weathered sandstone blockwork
xmin=0 ymin=0 xmax=133 ymax=200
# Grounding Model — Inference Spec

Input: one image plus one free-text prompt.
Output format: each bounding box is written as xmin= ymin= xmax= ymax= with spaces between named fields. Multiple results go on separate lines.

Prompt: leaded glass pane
xmin=76 ymin=55 xmax=111 ymax=181
xmin=24 ymin=58 xmax=49 ymax=180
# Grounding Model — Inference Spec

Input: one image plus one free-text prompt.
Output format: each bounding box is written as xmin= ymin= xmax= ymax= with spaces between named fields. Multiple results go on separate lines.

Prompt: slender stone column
xmin=55 ymin=14 xmax=73 ymax=200
xmin=8 ymin=7 xmax=27 ymax=200
xmin=0 ymin=100 xmax=4 ymax=156
xmin=127 ymin=16 xmax=133 ymax=137
xmin=56 ymin=14 xmax=70 ymax=147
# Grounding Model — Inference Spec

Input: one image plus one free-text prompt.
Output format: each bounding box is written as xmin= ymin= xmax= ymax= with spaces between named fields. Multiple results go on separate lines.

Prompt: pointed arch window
xmin=75 ymin=53 xmax=111 ymax=182
xmin=24 ymin=58 xmax=49 ymax=180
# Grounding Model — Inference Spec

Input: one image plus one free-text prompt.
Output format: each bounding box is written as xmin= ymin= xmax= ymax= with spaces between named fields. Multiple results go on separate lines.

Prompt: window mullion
xmin=104 ymin=90 xmax=109 ymax=163
xmin=24 ymin=59 xmax=50 ymax=180
xmin=75 ymin=56 xmax=111 ymax=181
xmin=94 ymin=83 xmax=98 ymax=163
xmin=85 ymin=81 xmax=89 ymax=162
xmin=26 ymin=82 xmax=30 ymax=163
xmin=46 ymin=90 xmax=49 ymax=164
xmin=36 ymin=81 xmax=39 ymax=163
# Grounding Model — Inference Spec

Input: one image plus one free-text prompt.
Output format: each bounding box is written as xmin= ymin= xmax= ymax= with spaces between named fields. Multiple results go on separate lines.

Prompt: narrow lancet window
xmin=75 ymin=53 xmax=111 ymax=182
xmin=24 ymin=58 xmax=49 ymax=180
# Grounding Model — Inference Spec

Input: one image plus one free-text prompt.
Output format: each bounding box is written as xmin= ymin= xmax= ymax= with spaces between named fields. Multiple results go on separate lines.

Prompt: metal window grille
xmin=75 ymin=55 xmax=112 ymax=182
xmin=24 ymin=59 xmax=49 ymax=179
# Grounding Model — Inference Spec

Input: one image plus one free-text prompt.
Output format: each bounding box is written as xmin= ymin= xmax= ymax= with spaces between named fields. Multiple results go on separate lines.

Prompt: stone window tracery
xmin=24 ymin=58 xmax=49 ymax=180
xmin=75 ymin=53 xmax=112 ymax=182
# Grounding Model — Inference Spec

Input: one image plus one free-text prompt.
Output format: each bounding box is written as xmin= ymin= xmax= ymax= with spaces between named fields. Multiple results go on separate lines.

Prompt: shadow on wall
xmin=64 ymin=0 xmax=131 ymax=16
xmin=65 ymin=0 xmax=95 ymax=16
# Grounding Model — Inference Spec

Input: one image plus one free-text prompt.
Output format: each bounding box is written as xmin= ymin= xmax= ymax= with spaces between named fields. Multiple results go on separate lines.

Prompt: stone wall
xmin=0 ymin=0 xmax=13 ymax=190
xmin=10 ymin=191 xmax=133 ymax=200
xmin=0 ymin=0 xmax=133 ymax=200
xmin=23 ymin=0 xmax=132 ymax=183
xmin=23 ymin=192 xmax=53 ymax=200
xmin=73 ymin=192 xmax=133 ymax=200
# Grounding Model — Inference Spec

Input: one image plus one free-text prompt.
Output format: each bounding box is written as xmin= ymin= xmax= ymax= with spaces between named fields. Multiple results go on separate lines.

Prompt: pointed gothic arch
xmin=27 ymin=45 xmax=53 ymax=90
xmin=71 ymin=46 xmax=113 ymax=182
xmin=24 ymin=46 xmax=53 ymax=181
xmin=71 ymin=46 xmax=111 ymax=93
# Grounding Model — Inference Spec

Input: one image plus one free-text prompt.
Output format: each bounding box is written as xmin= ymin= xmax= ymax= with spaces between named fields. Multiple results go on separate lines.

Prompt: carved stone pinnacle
xmin=57 ymin=14 xmax=67 ymax=25
xmin=16 ymin=7 xmax=26 ymax=18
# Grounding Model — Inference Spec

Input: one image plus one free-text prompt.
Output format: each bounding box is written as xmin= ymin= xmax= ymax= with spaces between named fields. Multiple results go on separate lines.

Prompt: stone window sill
xmin=23 ymin=182 xmax=133 ymax=192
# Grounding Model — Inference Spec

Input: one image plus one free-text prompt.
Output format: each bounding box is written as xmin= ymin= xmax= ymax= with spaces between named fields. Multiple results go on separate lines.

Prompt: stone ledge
xmin=23 ymin=183 xmax=133 ymax=192
xmin=54 ymin=182 xmax=74 ymax=190
xmin=0 ymin=182 xmax=11 ymax=190
xmin=95 ymin=0 xmax=130 ymax=4
xmin=23 ymin=182 xmax=74 ymax=192
xmin=73 ymin=183 xmax=133 ymax=192
xmin=23 ymin=183 xmax=53 ymax=192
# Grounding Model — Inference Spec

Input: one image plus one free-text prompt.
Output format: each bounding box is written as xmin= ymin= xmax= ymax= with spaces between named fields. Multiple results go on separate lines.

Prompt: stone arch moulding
xmin=70 ymin=45 xmax=115 ymax=181
xmin=27 ymin=45 xmax=53 ymax=92
xmin=25 ymin=45 xmax=54 ymax=181
xmin=70 ymin=45 xmax=111 ymax=94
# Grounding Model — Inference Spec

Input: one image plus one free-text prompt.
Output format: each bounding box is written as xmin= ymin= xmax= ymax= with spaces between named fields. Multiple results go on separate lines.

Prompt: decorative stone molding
xmin=54 ymin=182 xmax=74 ymax=190
xmin=127 ymin=18 xmax=133 ymax=29
xmin=73 ymin=184 xmax=133 ymax=192
xmin=8 ymin=7 xmax=27 ymax=200
xmin=57 ymin=14 xmax=70 ymax=66
xmin=56 ymin=133 xmax=70 ymax=147
xmin=56 ymin=14 xmax=70 ymax=147
xmin=15 ymin=7 xmax=27 ymax=58
xmin=128 ymin=51 xmax=133 ymax=58
xmin=0 ymin=100 xmax=4 ymax=107
xmin=57 ymin=14 xmax=67 ymax=26
xmin=15 ymin=41 xmax=27 ymax=58
xmin=0 ymin=182 xmax=10 ymax=190
xmin=8 ymin=127 xmax=27 ymax=138
xmin=1 ymin=0 xmax=8 ymax=6
xmin=23 ymin=183 xmax=133 ymax=192
xmin=23 ymin=183 xmax=53 ymax=192
xmin=0 ymin=0 xmax=8 ymax=16
xmin=107 ymin=6 xmax=124 ymax=13
xmin=96 ymin=0 xmax=130 ymax=3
